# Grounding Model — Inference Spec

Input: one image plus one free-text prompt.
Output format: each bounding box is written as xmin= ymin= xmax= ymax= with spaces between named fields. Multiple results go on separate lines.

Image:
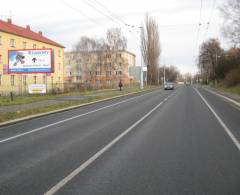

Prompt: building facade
xmin=0 ymin=19 xmax=65 ymax=95
xmin=64 ymin=50 xmax=136 ymax=88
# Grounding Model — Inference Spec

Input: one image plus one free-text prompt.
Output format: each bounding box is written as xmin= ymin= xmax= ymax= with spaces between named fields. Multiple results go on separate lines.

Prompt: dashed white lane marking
xmin=44 ymin=94 xmax=173 ymax=195
xmin=0 ymin=89 xmax=167 ymax=144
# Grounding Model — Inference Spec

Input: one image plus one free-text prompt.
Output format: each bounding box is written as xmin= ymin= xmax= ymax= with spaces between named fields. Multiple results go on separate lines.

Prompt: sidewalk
xmin=0 ymin=86 xmax=158 ymax=123
xmin=0 ymin=89 xmax=118 ymax=113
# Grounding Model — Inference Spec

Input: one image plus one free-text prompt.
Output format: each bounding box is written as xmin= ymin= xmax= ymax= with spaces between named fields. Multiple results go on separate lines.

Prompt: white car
xmin=164 ymin=82 xmax=174 ymax=90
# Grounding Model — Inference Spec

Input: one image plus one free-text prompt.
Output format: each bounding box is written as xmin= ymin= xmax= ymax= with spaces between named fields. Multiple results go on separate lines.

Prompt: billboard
xmin=8 ymin=49 xmax=52 ymax=73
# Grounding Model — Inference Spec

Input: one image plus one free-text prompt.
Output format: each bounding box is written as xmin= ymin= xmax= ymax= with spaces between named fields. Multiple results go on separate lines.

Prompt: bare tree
xmin=74 ymin=36 xmax=106 ymax=86
xmin=220 ymin=0 xmax=240 ymax=46
xmin=158 ymin=66 xmax=180 ymax=83
xmin=141 ymin=14 xmax=161 ymax=85
xmin=106 ymin=28 xmax=127 ymax=51
xmin=198 ymin=38 xmax=222 ymax=83
xmin=105 ymin=28 xmax=128 ymax=85
xmin=73 ymin=28 xmax=128 ymax=88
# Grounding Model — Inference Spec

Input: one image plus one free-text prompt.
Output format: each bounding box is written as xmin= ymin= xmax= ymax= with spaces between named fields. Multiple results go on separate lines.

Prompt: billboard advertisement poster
xmin=28 ymin=84 xmax=46 ymax=94
xmin=8 ymin=49 xmax=52 ymax=73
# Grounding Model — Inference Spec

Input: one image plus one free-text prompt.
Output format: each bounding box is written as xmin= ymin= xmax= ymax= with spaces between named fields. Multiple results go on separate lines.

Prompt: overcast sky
xmin=1 ymin=0 xmax=228 ymax=74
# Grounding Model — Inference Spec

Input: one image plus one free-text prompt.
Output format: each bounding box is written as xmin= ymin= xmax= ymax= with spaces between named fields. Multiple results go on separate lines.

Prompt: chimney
xmin=26 ymin=25 xmax=30 ymax=30
xmin=38 ymin=31 xmax=42 ymax=36
xmin=7 ymin=18 xmax=12 ymax=24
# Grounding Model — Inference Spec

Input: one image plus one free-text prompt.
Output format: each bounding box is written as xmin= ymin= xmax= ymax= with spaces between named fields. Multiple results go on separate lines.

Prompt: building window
xmin=23 ymin=75 xmax=27 ymax=86
xmin=33 ymin=44 xmax=37 ymax=49
xmin=0 ymin=74 xmax=1 ymax=85
xmin=58 ymin=50 xmax=61 ymax=57
xmin=33 ymin=76 xmax=37 ymax=84
xmin=96 ymin=71 xmax=101 ymax=76
xmin=11 ymin=75 xmax=15 ymax=86
xmin=58 ymin=63 xmax=61 ymax=71
xmin=22 ymin=42 xmax=27 ymax=49
xmin=106 ymin=54 xmax=111 ymax=59
xmin=10 ymin=39 xmax=15 ymax=47
xmin=106 ymin=71 xmax=112 ymax=76
xmin=58 ymin=77 xmax=61 ymax=82
xmin=0 ymin=36 xmax=2 ymax=45
xmin=0 ymin=55 xmax=2 ymax=64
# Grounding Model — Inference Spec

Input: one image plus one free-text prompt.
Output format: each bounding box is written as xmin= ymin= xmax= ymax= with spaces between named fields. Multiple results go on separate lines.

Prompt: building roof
xmin=0 ymin=19 xmax=65 ymax=48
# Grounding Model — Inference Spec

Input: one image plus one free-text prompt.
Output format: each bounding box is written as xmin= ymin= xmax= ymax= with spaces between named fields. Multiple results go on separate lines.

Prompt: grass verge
xmin=215 ymin=85 xmax=240 ymax=96
xmin=0 ymin=86 xmax=158 ymax=123
xmin=0 ymin=88 xmax=119 ymax=106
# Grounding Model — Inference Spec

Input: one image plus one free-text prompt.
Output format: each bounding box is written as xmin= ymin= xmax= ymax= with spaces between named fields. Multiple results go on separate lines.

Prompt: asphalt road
xmin=0 ymin=86 xmax=239 ymax=195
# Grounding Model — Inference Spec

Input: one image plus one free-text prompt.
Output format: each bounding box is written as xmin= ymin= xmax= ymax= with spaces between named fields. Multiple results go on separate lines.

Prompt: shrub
xmin=224 ymin=67 xmax=240 ymax=87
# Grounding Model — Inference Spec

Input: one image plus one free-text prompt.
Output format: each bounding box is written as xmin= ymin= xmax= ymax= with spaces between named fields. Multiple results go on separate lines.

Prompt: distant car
xmin=185 ymin=82 xmax=191 ymax=86
xmin=164 ymin=82 xmax=174 ymax=90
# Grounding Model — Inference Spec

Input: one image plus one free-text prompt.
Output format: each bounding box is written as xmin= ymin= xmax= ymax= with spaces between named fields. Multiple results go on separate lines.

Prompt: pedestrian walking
xmin=119 ymin=80 xmax=123 ymax=91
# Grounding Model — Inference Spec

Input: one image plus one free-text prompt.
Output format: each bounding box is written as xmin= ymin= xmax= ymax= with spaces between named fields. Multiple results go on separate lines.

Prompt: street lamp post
xmin=214 ymin=52 xmax=221 ymax=86
xmin=140 ymin=51 xmax=143 ymax=89
xmin=140 ymin=26 xmax=144 ymax=89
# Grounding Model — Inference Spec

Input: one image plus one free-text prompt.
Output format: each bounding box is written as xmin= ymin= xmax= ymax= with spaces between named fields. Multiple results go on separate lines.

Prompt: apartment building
xmin=64 ymin=50 xmax=136 ymax=88
xmin=0 ymin=19 xmax=65 ymax=94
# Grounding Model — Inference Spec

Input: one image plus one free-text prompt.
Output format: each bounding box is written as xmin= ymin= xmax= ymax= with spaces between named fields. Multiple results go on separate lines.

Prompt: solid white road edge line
xmin=0 ymin=89 xmax=161 ymax=144
xmin=203 ymin=87 xmax=240 ymax=107
xmin=44 ymin=94 xmax=172 ymax=195
xmin=194 ymin=88 xmax=240 ymax=151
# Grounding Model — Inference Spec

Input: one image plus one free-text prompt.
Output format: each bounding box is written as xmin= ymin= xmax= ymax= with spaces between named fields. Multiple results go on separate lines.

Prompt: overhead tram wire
xmin=92 ymin=0 xmax=127 ymax=26
xmin=196 ymin=0 xmax=203 ymax=49
xmin=59 ymin=0 xmax=108 ymax=32
xmin=195 ymin=0 xmax=203 ymax=73
xmin=81 ymin=0 xmax=123 ymax=27
xmin=83 ymin=0 xmax=141 ymax=38
xmin=203 ymin=0 xmax=217 ymax=39
xmin=91 ymin=0 xmax=140 ymax=36
xmin=81 ymin=0 xmax=140 ymax=44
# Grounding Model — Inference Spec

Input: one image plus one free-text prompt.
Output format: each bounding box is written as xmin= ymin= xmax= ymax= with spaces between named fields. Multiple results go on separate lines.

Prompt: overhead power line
xmin=81 ymin=0 xmax=122 ymax=27
xmin=85 ymin=0 xmax=140 ymax=36
xmin=59 ymin=0 xmax=107 ymax=31
xmin=92 ymin=0 xmax=127 ymax=26
xmin=82 ymin=0 xmax=140 ymax=42
xmin=196 ymin=0 xmax=203 ymax=49
xmin=203 ymin=0 xmax=217 ymax=38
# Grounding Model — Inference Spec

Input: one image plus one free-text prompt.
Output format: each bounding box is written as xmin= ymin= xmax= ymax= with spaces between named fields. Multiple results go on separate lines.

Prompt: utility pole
xmin=163 ymin=65 xmax=166 ymax=84
xmin=140 ymin=26 xmax=144 ymax=89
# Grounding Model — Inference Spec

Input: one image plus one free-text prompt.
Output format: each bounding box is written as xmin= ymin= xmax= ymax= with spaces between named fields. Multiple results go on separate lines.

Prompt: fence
xmin=0 ymin=81 xmax=140 ymax=96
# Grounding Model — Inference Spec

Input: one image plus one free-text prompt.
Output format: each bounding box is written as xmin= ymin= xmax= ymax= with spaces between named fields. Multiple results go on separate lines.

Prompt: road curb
xmin=0 ymin=87 xmax=160 ymax=127
xmin=202 ymin=87 xmax=240 ymax=107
